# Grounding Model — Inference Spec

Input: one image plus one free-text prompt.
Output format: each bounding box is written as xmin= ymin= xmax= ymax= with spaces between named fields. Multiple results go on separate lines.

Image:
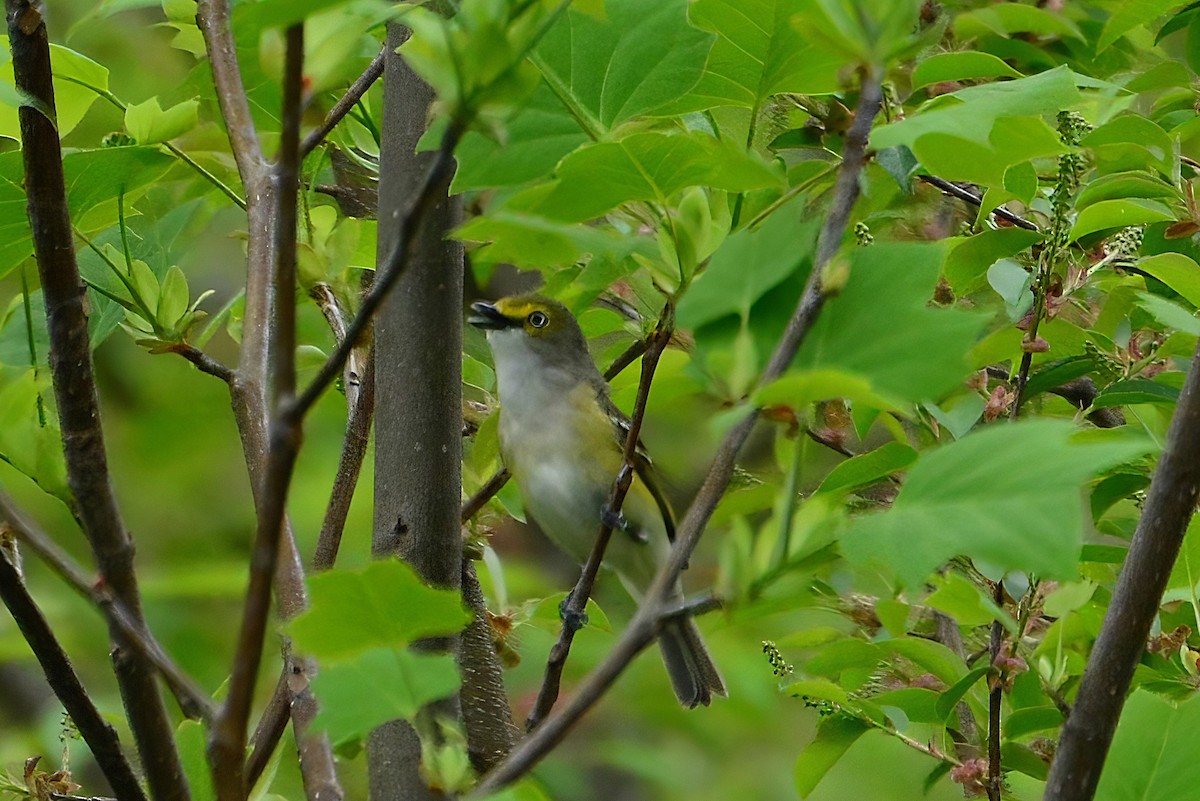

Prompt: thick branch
xmin=301 ymin=46 xmax=387 ymax=158
xmin=5 ymin=4 xmax=189 ymax=797
xmin=525 ymin=313 xmax=672 ymax=731
xmin=195 ymin=0 xmax=266 ymax=182
xmin=471 ymin=71 xmax=885 ymax=796
xmin=1044 ymin=338 xmax=1200 ymax=797
xmin=0 ymin=544 xmax=147 ymax=801
xmin=458 ymin=561 xmax=518 ymax=770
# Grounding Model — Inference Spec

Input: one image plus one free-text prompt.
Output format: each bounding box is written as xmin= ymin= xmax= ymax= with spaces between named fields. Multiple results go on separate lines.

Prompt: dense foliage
xmin=5 ymin=1 xmax=1200 ymax=800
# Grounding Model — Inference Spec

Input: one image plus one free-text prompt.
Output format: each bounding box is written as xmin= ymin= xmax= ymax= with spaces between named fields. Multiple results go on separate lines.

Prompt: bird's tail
xmin=658 ymin=617 xmax=726 ymax=708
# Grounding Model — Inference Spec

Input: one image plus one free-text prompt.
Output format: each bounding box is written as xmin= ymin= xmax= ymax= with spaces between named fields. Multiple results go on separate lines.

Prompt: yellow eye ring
xmin=528 ymin=310 xmax=549 ymax=328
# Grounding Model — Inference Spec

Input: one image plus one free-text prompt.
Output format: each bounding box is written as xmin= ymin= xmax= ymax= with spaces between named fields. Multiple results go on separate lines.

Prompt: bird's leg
xmin=558 ymin=589 xmax=590 ymax=631
xmin=602 ymin=503 xmax=647 ymax=544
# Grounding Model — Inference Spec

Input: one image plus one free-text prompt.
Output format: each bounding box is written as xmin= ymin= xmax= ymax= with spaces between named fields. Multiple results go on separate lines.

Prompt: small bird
xmin=469 ymin=294 xmax=726 ymax=707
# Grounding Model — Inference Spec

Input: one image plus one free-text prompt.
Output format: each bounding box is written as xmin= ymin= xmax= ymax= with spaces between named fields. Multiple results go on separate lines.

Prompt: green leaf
xmin=1082 ymin=116 xmax=1173 ymax=170
xmin=124 ymin=96 xmax=199 ymax=144
xmin=925 ymin=573 xmax=1015 ymax=630
xmin=1023 ymin=356 xmax=1095 ymax=400
xmin=841 ymin=421 xmax=1155 ymax=588
xmin=933 ymin=664 xmax=990 ymax=722
xmin=1076 ymin=172 xmax=1180 ymax=210
xmin=175 ymin=720 xmax=216 ymax=801
xmin=944 ymin=228 xmax=1043 ymax=293
xmin=1070 ymin=199 xmax=1176 ymax=241
xmin=1137 ymin=253 xmax=1200 ymax=307
xmin=0 ymin=43 xmax=109 ymax=138
xmin=795 ymin=243 xmax=987 ymax=405
xmin=0 ymin=369 xmax=69 ymax=503
xmin=453 ymin=84 xmax=589 ymax=192
xmin=794 ymin=714 xmax=869 ymax=798
xmin=1091 ymin=379 xmax=1180 ymax=409
xmin=288 ymin=560 xmax=472 ymax=660
xmin=310 ymin=647 xmax=461 ymax=745
xmin=157 ymin=266 xmax=189 ymax=330
xmin=678 ymin=204 xmax=815 ymax=328
xmin=816 ymin=442 xmax=917 ymax=496
xmin=1097 ymin=0 xmax=1187 ymax=52
xmin=754 ymin=369 xmax=905 ymax=414
xmin=534 ymin=0 xmax=714 ymax=133
xmin=870 ymin=688 xmax=942 ymax=723
xmin=666 ymin=0 xmax=841 ymax=113
xmin=1094 ymin=690 xmax=1200 ymax=801
xmin=911 ymin=52 xmax=1023 ymax=90
xmin=1137 ymin=292 xmax=1200 ymax=336
xmin=454 ymin=211 xmax=652 ymax=269
xmin=954 ymin=4 xmax=1084 ymax=41
xmin=527 ymin=131 xmax=779 ymax=222
xmin=1005 ymin=706 xmax=1064 ymax=738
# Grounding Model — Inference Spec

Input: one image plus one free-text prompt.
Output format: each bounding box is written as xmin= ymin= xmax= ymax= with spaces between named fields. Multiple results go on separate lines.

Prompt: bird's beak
xmin=468 ymin=301 xmax=515 ymax=330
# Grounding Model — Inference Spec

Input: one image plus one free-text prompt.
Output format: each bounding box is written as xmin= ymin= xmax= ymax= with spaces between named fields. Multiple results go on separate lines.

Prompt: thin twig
xmin=6 ymin=5 xmax=190 ymax=797
xmin=917 ymin=175 xmax=1039 ymax=232
xmin=470 ymin=70 xmax=885 ymax=796
xmin=525 ymin=311 xmax=673 ymax=731
xmin=987 ymin=582 xmax=1003 ymax=801
xmin=209 ymin=23 xmax=306 ymax=801
xmin=291 ymin=122 xmax=464 ymax=418
xmin=167 ymin=342 xmax=235 ymax=383
xmin=195 ymin=0 xmax=266 ymax=181
xmin=461 ymin=469 xmax=511 ymax=524
xmin=0 ymin=543 xmax=147 ymax=801
xmin=602 ymin=338 xmax=650 ymax=381
xmin=301 ymin=46 xmax=387 ymax=158
xmin=0 ymin=492 xmax=214 ymax=721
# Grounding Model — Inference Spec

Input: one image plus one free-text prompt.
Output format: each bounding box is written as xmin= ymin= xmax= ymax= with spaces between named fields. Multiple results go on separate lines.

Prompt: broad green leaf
xmin=1094 ymin=690 xmax=1200 ymax=801
xmin=1137 ymin=253 xmax=1200 ymax=307
xmin=883 ymin=638 xmax=970 ymax=685
xmin=1070 ymin=199 xmax=1176 ymax=241
xmin=1097 ymin=0 xmax=1187 ymax=52
xmin=871 ymin=67 xmax=1080 ymax=152
xmin=1091 ymin=378 xmax=1180 ymax=408
xmin=0 ymin=369 xmax=69 ymax=502
xmin=1082 ymin=116 xmax=1173 ymax=169
xmin=911 ymin=52 xmax=1023 ymax=90
xmin=1042 ymin=580 xmax=1097 ymax=617
xmin=667 ymin=0 xmax=841 ymax=114
xmin=310 ymin=647 xmax=461 ymax=745
xmin=534 ymin=0 xmax=714 ymax=132
xmin=678 ymin=203 xmax=815 ymax=327
xmin=816 ymin=442 xmax=917 ymax=496
xmin=0 ymin=42 xmax=109 ymax=138
xmin=794 ymin=714 xmax=869 ymax=798
xmin=175 ymin=720 xmax=216 ymax=801
xmin=157 ymin=266 xmax=189 ymax=329
xmin=795 ymin=243 xmax=987 ymax=404
xmin=910 ymin=114 xmax=1067 ymax=186
xmin=1005 ymin=706 xmax=1064 ymax=738
xmin=124 ymin=97 xmax=199 ymax=144
xmin=944 ymin=228 xmax=1043 ymax=293
xmin=65 ymin=146 xmax=176 ymax=224
xmin=1023 ymin=356 xmax=1095 ymax=399
xmin=1137 ymin=292 xmax=1200 ymax=336
xmin=288 ymin=560 xmax=472 ymax=659
xmin=925 ymin=573 xmax=1015 ymax=629
xmin=954 ymin=4 xmax=1084 ymax=41
xmin=453 ymin=84 xmax=589 ymax=192
xmin=841 ymin=421 xmax=1155 ymax=588
xmin=754 ymin=369 xmax=905 ymax=414
xmin=870 ymin=688 xmax=942 ymax=723
xmin=454 ymin=211 xmax=652 ymax=269
xmin=527 ymin=131 xmax=779 ymax=222
xmin=1166 ymin=517 xmax=1200 ymax=597
xmin=1076 ymin=172 xmax=1179 ymax=210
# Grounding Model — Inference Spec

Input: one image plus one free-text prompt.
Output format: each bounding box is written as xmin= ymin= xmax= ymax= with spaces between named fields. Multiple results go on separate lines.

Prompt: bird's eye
xmin=528 ymin=311 xmax=549 ymax=329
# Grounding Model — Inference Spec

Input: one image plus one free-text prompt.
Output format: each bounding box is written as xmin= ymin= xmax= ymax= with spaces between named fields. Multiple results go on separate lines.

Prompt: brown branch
xmin=470 ymin=70 xmax=885 ymax=796
xmin=167 ymin=342 xmax=235 ymax=383
xmin=0 ymin=492 xmax=214 ymax=721
xmin=459 ymin=561 xmax=518 ymax=770
xmin=525 ymin=310 xmax=673 ymax=731
xmin=602 ymin=337 xmax=650 ymax=381
xmin=5 ymin=5 xmax=189 ymax=798
xmin=301 ymin=46 xmax=387 ymax=158
xmin=0 ymin=543 xmax=147 ymax=801
xmin=195 ymin=0 xmax=266 ymax=182
xmin=917 ymin=175 xmax=1039 ymax=232
xmin=1044 ymin=332 xmax=1200 ymax=798
xmin=461 ymin=469 xmax=511 ymax=524
xmin=986 ymin=582 xmax=1003 ymax=801
xmin=209 ymin=24 xmax=306 ymax=801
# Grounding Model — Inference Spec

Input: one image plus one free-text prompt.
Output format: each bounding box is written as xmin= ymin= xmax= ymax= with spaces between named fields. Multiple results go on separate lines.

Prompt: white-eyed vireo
xmin=469 ymin=294 xmax=726 ymax=707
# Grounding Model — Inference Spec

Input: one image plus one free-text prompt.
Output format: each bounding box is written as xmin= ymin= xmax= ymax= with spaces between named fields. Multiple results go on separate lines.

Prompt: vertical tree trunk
xmin=369 ymin=23 xmax=465 ymax=801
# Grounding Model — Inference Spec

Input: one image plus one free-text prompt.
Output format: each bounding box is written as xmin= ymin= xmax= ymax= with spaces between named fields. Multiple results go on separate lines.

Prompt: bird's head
xmin=469 ymin=294 xmax=593 ymax=373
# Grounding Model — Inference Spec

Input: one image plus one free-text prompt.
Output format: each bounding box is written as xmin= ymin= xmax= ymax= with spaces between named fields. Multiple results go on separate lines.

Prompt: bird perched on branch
xmin=469 ymin=294 xmax=726 ymax=707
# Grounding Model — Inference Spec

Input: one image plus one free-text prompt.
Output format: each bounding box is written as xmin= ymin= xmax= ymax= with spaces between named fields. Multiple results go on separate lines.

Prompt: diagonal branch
xmin=195 ymin=0 xmax=267 ymax=182
xmin=0 ymin=492 xmax=214 ymax=721
xmin=5 ymin=4 xmax=190 ymax=798
xmin=525 ymin=310 xmax=673 ymax=731
xmin=917 ymin=175 xmax=1039 ymax=232
xmin=470 ymin=69 xmax=884 ymax=796
xmin=301 ymin=46 xmax=387 ymax=158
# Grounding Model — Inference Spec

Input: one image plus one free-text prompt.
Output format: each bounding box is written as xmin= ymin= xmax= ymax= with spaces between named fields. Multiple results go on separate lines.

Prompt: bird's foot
xmin=602 ymin=503 xmax=647 ymax=543
xmin=558 ymin=591 xmax=589 ymax=632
